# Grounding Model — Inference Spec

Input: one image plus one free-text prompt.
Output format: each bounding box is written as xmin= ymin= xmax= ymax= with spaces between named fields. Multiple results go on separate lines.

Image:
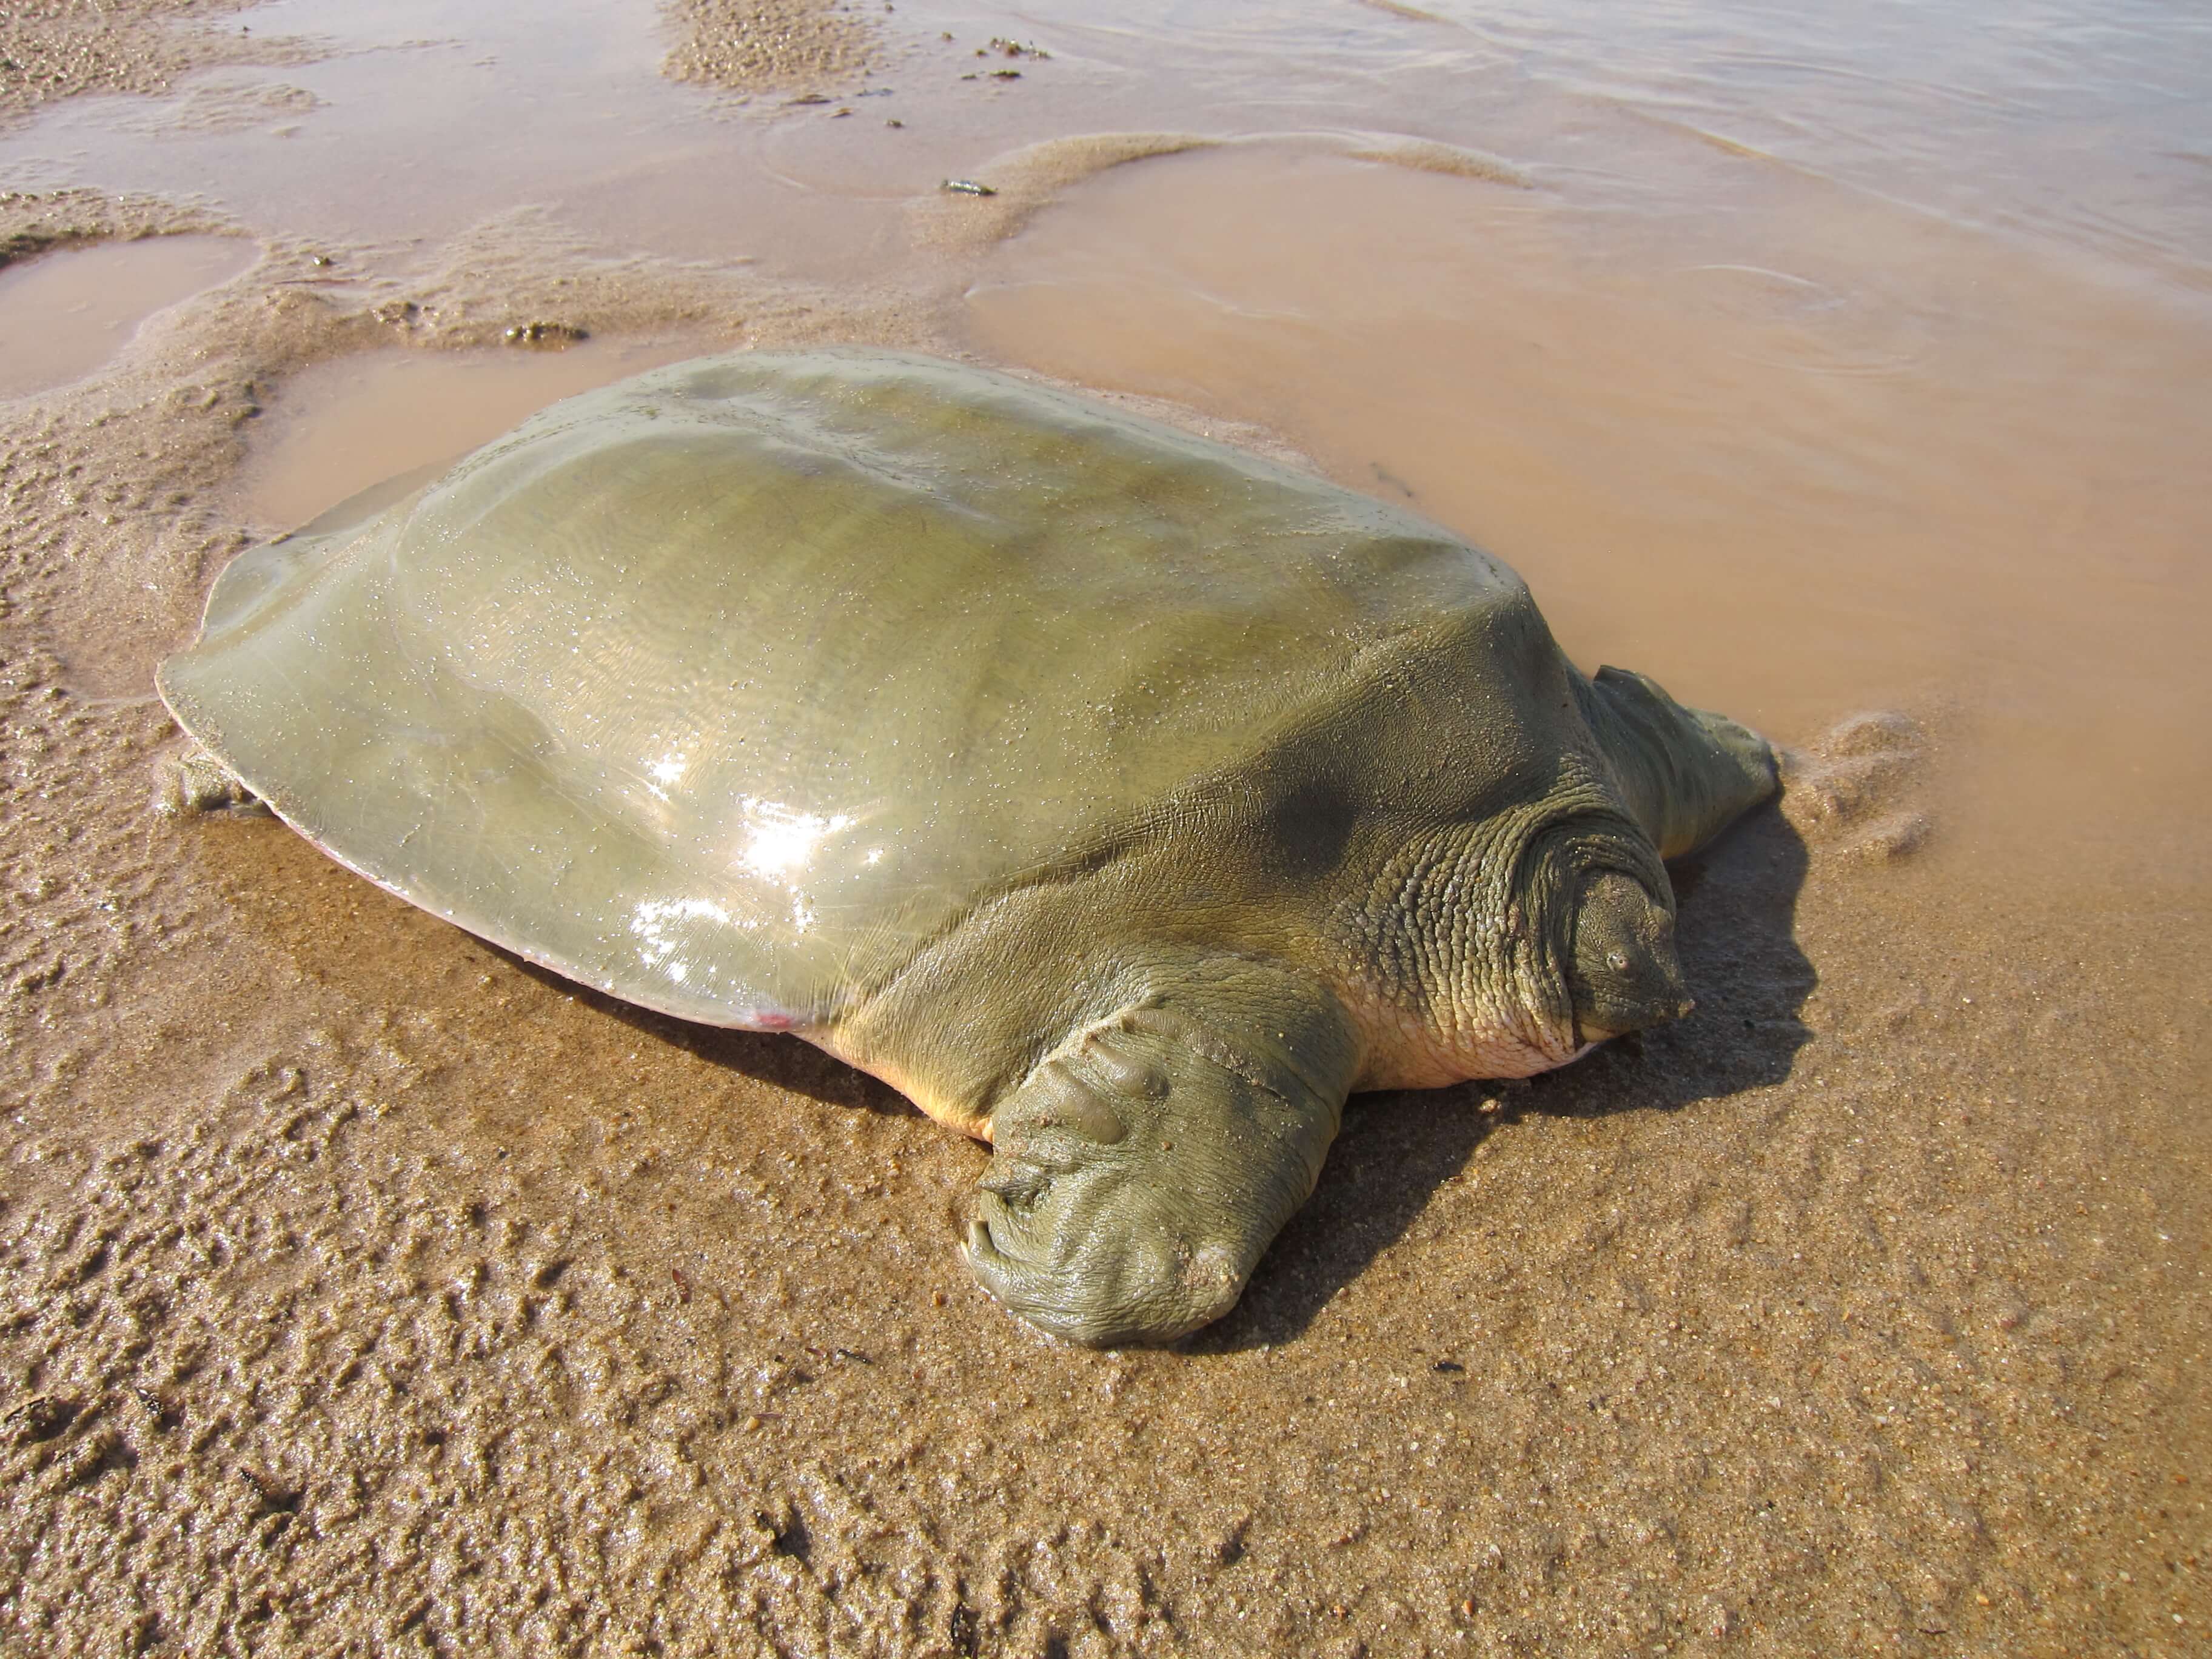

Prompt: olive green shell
xmin=158 ymin=350 xmax=1526 ymax=1029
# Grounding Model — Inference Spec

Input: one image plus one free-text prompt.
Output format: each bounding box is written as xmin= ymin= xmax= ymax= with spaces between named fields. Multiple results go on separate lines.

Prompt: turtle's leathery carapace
xmin=159 ymin=349 xmax=1777 ymax=1346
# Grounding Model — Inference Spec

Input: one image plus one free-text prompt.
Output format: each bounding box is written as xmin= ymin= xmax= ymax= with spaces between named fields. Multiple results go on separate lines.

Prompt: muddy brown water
xmin=229 ymin=334 xmax=723 ymax=528
xmin=1 ymin=1 xmax=2207 ymax=1655
xmin=964 ymin=141 xmax=2212 ymax=882
xmin=0 ymin=235 xmax=256 ymax=399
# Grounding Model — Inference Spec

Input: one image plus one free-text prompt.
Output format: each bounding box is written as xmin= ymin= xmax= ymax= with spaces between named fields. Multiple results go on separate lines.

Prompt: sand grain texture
xmin=0 ymin=0 xmax=313 ymax=127
xmin=0 ymin=12 xmax=2208 ymax=1650
xmin=660 ymin=0 xmax=877 ymax=97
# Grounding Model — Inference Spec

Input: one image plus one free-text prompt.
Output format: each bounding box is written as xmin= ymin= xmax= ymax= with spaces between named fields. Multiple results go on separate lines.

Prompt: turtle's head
xmin=966 ymin=1009 xmax=1338 ymax=1347
xmin=1564 ymin=869 xmax=1692 ymax=1044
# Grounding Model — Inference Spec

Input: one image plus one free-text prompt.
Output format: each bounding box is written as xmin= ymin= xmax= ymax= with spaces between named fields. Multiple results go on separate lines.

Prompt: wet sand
xmin=2 ymin=2 xmax=2208 ymax=1655
xmin=661 ymin=0 xmax=879 ymax=95
xmin=0 ymin=1 xmax=313 ymax=127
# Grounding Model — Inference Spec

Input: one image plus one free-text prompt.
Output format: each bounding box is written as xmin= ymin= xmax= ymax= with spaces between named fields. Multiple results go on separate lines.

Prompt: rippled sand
xmin=1 ymin=2 xmax=2207 ymax=1655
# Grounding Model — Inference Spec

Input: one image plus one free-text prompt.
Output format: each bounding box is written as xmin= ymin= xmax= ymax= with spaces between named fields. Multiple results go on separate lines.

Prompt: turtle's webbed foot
xmin=155 ymin=745 xmax=265 ymax=817
xmin=1691 ymin=705 xmax=1780 ymax=802
xmin=966 ymin=1007 xmax=1341 ymax=1347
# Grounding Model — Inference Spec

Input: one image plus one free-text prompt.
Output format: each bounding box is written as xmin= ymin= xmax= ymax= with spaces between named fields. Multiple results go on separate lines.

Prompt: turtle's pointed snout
xmin=1566 ymin=871 xmax=1691 ymax=1042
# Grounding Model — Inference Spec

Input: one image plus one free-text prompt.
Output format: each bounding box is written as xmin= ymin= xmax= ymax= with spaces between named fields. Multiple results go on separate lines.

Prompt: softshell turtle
xmin=159 ymin=349 xmax=1777 ymax=1346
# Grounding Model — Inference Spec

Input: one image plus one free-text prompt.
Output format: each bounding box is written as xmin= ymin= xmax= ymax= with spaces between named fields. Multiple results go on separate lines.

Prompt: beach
xmin=1 ymin=2 xmax=2207 ymax=1653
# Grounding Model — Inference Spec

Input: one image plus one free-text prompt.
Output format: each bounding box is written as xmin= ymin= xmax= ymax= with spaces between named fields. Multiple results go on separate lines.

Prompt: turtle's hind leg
xmin=154 ymin=744 xmax=266 ymax=817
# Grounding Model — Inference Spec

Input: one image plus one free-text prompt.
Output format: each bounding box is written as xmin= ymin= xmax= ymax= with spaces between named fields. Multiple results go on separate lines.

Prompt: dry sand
xmin=1 ymin=6 xmax=2207 ymax=1657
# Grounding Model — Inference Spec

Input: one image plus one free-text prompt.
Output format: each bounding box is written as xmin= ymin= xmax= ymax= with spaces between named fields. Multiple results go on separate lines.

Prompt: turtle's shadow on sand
xmin=1193 ymin=803 xmax=1817 ymax=1355
xmin=508 ymin=968 xmax=919 ymax=1119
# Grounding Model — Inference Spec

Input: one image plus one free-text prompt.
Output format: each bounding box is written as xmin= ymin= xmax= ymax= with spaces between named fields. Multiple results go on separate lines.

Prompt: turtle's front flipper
xmin=1579 ymin=666 xmax=1778 ymax=860
xmin=967 ymin=964 xmax=1361 ymax=1346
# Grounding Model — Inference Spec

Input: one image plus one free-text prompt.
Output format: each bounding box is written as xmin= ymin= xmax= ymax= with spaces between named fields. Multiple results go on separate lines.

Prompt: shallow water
xmin=8 ymin=0 xmax=2207 ymax=281
xmin=3 ymin=1 xmax=2210 ymax=1654
xmin=965 ymin=140 xmax=2212 ymax=879
xmin=10 ymin=0 xmax=2201 ymax=875
xmin=0 ymin=234 xmax=256 ymax=398
xmin=1416 ymin=0 xmax=2212 ymax=286
xmin=232 ymin=332 xmax=717 ymax=526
